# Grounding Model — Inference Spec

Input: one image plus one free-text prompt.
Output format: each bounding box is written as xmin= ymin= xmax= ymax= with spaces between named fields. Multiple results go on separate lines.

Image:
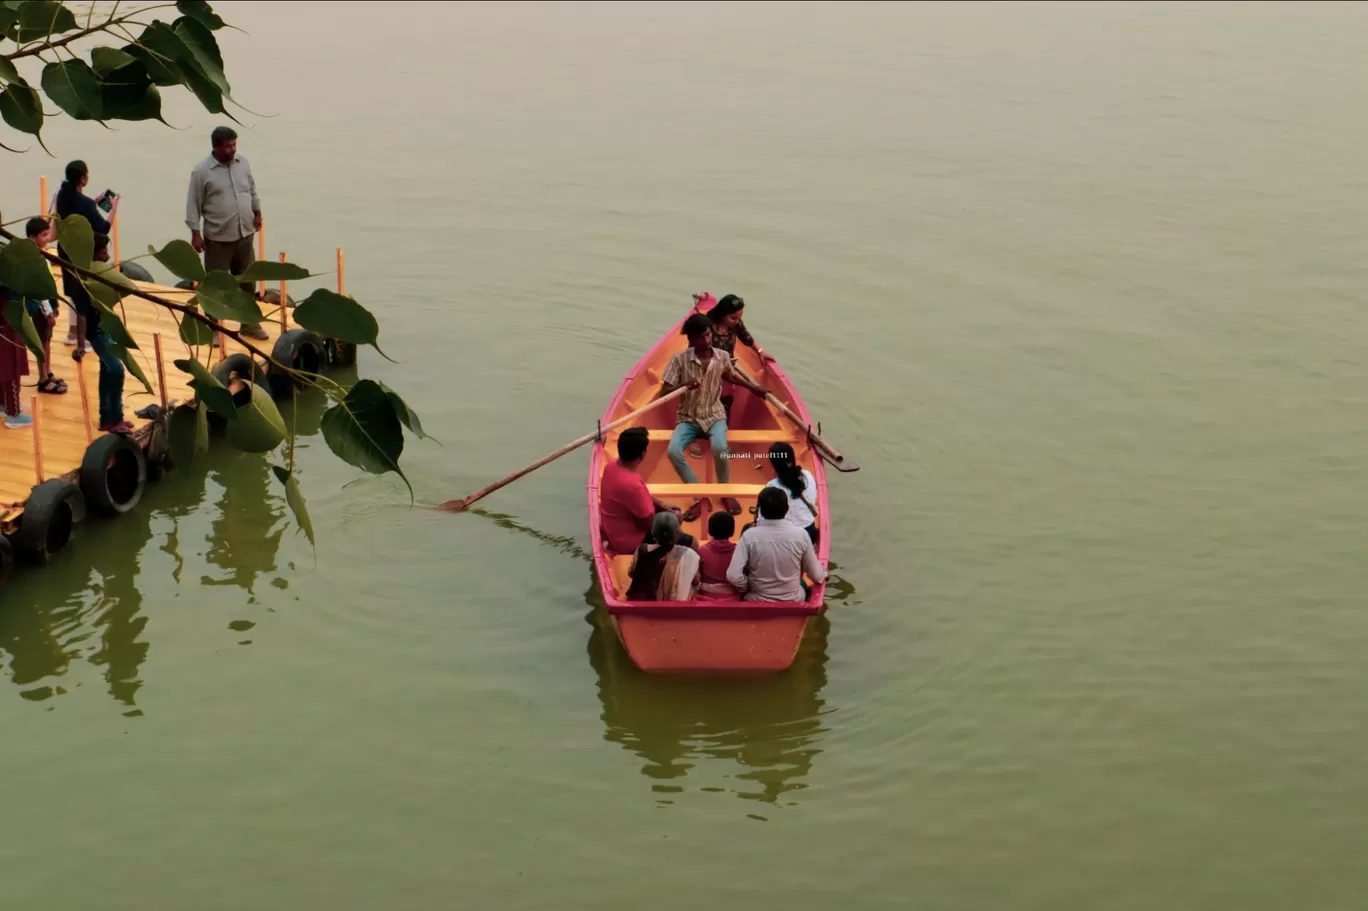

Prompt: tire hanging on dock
xmin=268 ymin=328 xmax=324 ymax=399
xmin=14 ymin=479 xmax=86 ymax=565
xmin=325 ymin=338 xmax=358 ymax=369
xmin=207 ymin=354 xmax=270 ymax=431
xmin=79 ymin=434 xmax=148 ymax=517
xmin=118 ymin=261 xmax=155 ymax=283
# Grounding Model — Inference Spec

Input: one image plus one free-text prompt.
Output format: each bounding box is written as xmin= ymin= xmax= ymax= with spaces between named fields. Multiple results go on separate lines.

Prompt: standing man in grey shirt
xmin=185 ymin=125 xmax=269 ymax=340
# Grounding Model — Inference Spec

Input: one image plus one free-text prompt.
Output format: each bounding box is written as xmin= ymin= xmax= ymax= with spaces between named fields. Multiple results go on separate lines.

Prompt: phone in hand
xmin=96 ymin=189 xmax=117 ymax=212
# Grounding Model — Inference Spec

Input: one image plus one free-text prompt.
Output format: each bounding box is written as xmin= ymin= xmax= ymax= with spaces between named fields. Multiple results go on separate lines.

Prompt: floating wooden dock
xmin=1 ymin=182 xmax=350 ymax=581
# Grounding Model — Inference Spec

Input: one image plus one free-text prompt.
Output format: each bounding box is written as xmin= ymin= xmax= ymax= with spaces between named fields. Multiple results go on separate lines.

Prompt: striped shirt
xmin=661 ymin=346 xmax=734 ymax=432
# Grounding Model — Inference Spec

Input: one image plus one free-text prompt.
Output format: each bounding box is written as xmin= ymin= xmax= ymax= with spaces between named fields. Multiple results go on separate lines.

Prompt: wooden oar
xmin=438 ymin=385 xmax=690 ymax=512
xmin=734 ymin=363 xmax=860 ymax=472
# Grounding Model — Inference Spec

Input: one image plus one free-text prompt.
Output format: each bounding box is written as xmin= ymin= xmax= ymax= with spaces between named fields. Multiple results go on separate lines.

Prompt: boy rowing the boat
xmin=655 ymin=312 xmax=769 ymax=518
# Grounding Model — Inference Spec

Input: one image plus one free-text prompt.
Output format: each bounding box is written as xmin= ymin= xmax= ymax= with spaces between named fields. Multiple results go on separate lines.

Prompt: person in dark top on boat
xmin=656 ymin=313 xmax=770 ymax=517
xmin=71 ymin=232 xmax=132 ymax=434
xmin=696 ymin=511 xmax=740 ymax=599
xmin=627 ymin=512 xmax=700 ymax=601
xmin=600 ymin=426 xmax=682 ymax=555
xmin=703 ymin=293 xmax=775 ymax=422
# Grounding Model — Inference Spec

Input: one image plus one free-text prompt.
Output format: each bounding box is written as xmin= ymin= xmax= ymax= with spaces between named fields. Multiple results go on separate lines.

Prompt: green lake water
xmin=4 ymin=1 xmax=1368 ymax=907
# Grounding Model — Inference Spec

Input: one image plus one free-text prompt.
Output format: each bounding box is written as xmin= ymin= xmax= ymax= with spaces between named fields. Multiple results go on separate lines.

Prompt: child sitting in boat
xmin=626 ymin=512 xmax=700 ymax=601
xmin=696 ymin=512 xmax=740 ymax=600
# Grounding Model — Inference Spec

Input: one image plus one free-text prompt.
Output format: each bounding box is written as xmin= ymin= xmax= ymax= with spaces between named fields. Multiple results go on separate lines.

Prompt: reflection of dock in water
xmin=472 ymin=508 xmax=853 ymax=812
xmin=0 ymin=390 xmax=330 ymax=711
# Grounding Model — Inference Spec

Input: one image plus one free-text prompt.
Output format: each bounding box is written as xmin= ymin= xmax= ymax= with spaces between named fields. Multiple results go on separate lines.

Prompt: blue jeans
xmin=88 ymin=327 xmax=124 ymax=426
xmin=667 ymin=420 xmax=729 ymax=484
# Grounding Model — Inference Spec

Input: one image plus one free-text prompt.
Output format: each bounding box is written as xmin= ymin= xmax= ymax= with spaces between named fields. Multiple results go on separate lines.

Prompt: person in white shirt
xmin=726 ymin=487 xmax=826 ymax=602
xmin=764 ymin=442 xmax=818 ymax=544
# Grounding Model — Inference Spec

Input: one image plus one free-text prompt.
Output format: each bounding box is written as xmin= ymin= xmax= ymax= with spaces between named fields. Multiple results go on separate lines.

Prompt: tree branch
xmin=5 ymin=3 xmax=177 ymax=62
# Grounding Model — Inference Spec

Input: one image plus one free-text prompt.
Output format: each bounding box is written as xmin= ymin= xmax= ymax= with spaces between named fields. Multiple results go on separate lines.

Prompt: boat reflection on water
xmin=586 ymin=581 xmax=832 ymax=809
xmin=474 ymin=508 xmax=849 ymax=811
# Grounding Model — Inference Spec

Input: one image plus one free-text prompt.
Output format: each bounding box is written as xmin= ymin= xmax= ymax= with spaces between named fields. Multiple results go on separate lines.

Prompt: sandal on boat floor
xmin=721 ymin=496 xmax=743 ymax=516
xmin=682 ymin=497 xmax=710 ymax=523
xmin=37 ymin=375 xmax=67 ymax=394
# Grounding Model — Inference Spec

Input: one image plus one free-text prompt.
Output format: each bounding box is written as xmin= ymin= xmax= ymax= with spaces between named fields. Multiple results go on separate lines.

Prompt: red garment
xmin=698 ymin=539 xmax=736 ymax=585
xmin=600 ymin=460 xmax=655 ymax=555
xmin=0 ymin=322 xmax=31 ymax=385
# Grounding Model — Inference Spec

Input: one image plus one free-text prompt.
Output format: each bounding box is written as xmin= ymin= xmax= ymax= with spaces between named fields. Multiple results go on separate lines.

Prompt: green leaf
xmin=111 ymin=342 xmax=153 ymax=397
xmin=56 ymin=214 xmax=93 ymax=269
xmin=0 ymin=81 xmax=44 ymax=138
xmin=0 ymin=54 xmax=19 ymax=84
xmin=168 ymin=402 xmax=208 ymax=471
xmin=98 ymin=58 xmax=162 ymax=123
xmin=3 ymin=295 xmax=45 ymax=363
xmin=178 ymin=308 xmax=215 ymax=347
xmin=320 ymin=379 xmax=411 ymax=497
xmin=91 ymin=302 xmax=138 ymax=351
xmin=193 ymin=271 xmax=261 ymax=325
xmin=0 ymin=237 xmax=57 ymax=300
xmin=235 ymin=261 xmax=313 ymax=284
xmin=293 ymin=289 xmax=383 ymax=351
xmin=91 ymin=47 xmax=138 ymax=75
xmin=41 ymin=59 xmax=103 ymax=120
xmin=172 ymin=16 xmax=229 ymax=93
xmin=225 ymin=383 xmax=286 ymax=453
xmin=122 ymin=42 xmax=183 ymax=87
xmin=149 ymin=239 xmax=205 ymax=283
xmin=377 ymin=381 xmax=430 ymax=441
xmin=173 ymin=356 xmax=237 ymax=420
xmin=12 ymin=1 xmax=77 ymax=43
xmin=176 ymin=0 xmax=225 ymax=30
xmin=87 ymin=261 xmax=139 ymax=302
xmin=272 ymin=465 xmax=316 ymax=548
xmin=136 ymin=21 xmax=226 ymax=114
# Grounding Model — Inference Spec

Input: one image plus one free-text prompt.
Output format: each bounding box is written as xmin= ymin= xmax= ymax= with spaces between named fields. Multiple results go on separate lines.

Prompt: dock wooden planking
xmin=0 ymin=272 xmax=295 ymax=533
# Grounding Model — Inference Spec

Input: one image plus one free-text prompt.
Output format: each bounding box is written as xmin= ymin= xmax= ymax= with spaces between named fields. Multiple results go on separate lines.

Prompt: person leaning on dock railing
xmin=185 ymin=125 xmax=270 ymax=343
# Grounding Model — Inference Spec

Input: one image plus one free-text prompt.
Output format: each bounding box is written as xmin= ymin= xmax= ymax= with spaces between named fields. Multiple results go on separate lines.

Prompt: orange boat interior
xmin=593 ymin=311 xmax=826 ymax=603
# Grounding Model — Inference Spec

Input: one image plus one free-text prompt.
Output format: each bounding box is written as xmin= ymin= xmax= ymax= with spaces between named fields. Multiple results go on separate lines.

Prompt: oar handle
xmin=439 ymin=386 xmax=689 ymax=512
xmin=732 ymin=363 xmax=846 ymax=464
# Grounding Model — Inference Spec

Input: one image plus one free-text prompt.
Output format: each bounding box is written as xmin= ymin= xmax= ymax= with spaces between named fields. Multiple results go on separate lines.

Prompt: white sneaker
xmin=62 ymin=332 xmax=78 ymax=346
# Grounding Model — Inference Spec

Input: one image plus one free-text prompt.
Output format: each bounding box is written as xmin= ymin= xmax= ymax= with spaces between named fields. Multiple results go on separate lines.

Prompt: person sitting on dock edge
xmin=726 ymin=487 xmax=826 ymax=602
xmin=186 ymin=125 xmax=269 ymax=342
xmin=72 ymin=232 xmax=132 ymax=435
xmin=655 ymin=312 xmax=769 ymax=516
xmin=600 ymin=426 xmax=684 ymax=556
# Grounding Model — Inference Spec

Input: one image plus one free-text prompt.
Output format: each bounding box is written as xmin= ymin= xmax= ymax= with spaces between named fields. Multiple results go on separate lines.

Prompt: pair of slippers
xmin=681 ymin=496 xmax=742 ymax=524
xmin=37 ymin=374 xmax=67 ymax=394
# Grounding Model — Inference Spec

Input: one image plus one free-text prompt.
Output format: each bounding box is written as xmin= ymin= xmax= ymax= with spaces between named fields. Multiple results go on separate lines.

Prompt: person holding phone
xmin=53 ymin=160 xmax=111 ymax=353
xmin=185 ymin=125 xmax=269 ymax=341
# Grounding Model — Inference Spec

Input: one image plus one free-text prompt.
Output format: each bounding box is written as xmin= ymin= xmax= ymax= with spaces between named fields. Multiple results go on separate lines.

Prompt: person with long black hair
xmin=54 ymin=160 xmax=115 ymax=354
xmin=764 ymin=442 xmax=818 ymax=544
xmin=703 ymin=293 xmax=775 ymax=422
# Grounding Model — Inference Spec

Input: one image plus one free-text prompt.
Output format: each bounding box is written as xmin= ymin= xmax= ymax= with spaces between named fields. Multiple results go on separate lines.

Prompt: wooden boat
xmin=587 ymin=295 xmax=830 ymax=675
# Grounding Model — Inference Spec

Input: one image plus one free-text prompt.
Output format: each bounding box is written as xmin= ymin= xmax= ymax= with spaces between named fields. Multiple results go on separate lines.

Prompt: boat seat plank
xmin=645 ymin=483 xmax=767 ymax=497
xmin=640 ymin=430 xmax=798 ymax=444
